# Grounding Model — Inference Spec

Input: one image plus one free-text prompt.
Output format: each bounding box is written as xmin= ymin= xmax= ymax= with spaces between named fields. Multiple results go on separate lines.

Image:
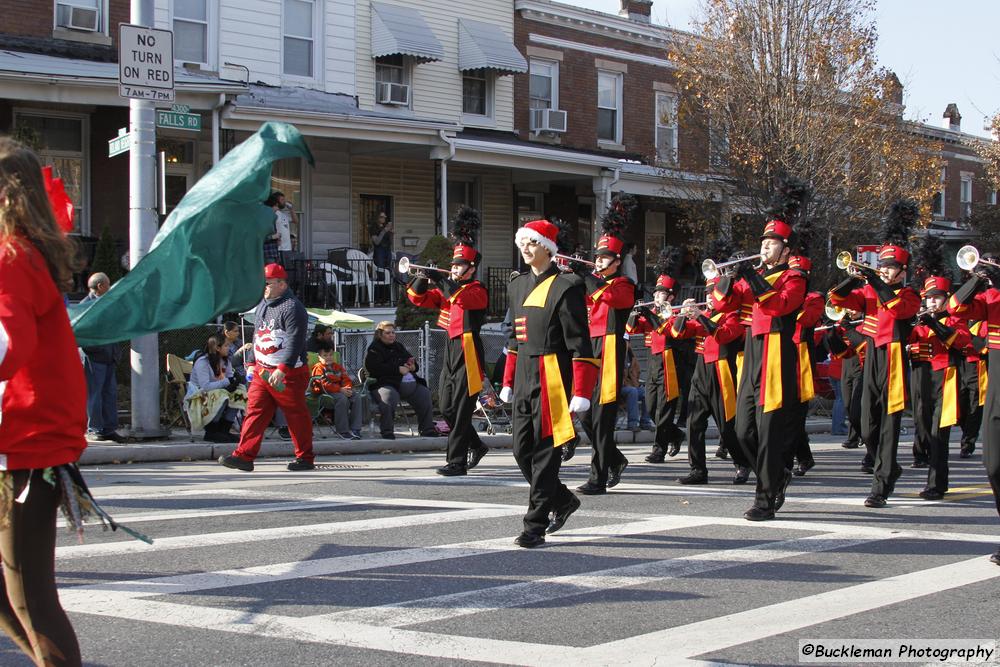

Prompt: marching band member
xmin=787 ymin=247 xmax=824 ymax=477
xmin=578 ymin=196 xmax=637 ymax=494
xmin=625 ymin=247 xmax=686 ymax=464
xmin=500 ymin=220 xmax=598 ymax=548
xmin=959 ymin=316 xmax=988 ymax=459
xmin=828 ymin=200 xmax=921 ymax=508
xmin=407 ymin=207 xmax=489 ymax=477
xmin=712 ymin=178 xmax=808 ymax=520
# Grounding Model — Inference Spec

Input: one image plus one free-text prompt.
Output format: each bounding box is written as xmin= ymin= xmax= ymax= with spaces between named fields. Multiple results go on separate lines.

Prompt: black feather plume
xmin=449 ymin=206 xmax=481 ymax=247
xmin=792 ymin=216 xmax=813 ymax=257
xmin=880 ymin=198 xmax=919 ymax=248
xmin=706 ymin=237 xmax=733 ymax=263
xmin=912 ymin=232 xmax=947 ymax=281
xmin=766 ymin=175 xmax=810 ymax=224
xmin=600 ymin=193 xmax=638 ymax=237
xmin=655 ymin=245 xmax=683 ymax=278
xmin=550 ymin=217 xmax=574 ymax=254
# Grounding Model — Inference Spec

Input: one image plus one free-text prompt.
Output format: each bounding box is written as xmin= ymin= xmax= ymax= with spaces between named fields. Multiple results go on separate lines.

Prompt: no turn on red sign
xmin=119 ymin=24 xmax=175 ymax=102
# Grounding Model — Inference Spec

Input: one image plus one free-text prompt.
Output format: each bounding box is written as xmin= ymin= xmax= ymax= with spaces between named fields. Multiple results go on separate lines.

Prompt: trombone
xmin=701 ymin=253 xmax=765 ymax=280
xmin=835 ymin=251 xmax=878 ymax=274
xmin=956 ymin=245 xmax=1000 ymax=272
xmin=397 ymin=256 xmax=450 ymax=276
xmin=554 ymin=253 xmax=597 ymax=268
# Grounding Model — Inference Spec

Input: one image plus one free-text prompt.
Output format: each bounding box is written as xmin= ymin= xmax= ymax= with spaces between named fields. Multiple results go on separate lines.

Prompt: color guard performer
xmin=499 ymin=220 xmax=598 ymax=548
xmin=407 ymin=207 xmax=489 ymax=476
xmin=712 ymin=178 xmax=808 ymax=520
xmin=828 ymin=200 xmax=920 ymax=508
xmin=578 ymin=196 xmax=637 ymax=495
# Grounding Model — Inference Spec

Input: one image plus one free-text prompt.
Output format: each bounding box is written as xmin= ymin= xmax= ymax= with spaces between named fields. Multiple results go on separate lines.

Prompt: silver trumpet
xmin=701 ymin=253 xmax=765 ymax=280
xmin=554 ymin=253 xmax=597 ymax=268
xmin=835 ymin=251 xmax=878 ymax=273
xmin=815 ymin=319 xmax=862 ymax=332
xmin=635 ymin=300 xmax=708 ymax=312
xmin=956 ymin=245 xmax=1000 ymax=272
xmin=397 ymin=256 xmax=449 ymax=275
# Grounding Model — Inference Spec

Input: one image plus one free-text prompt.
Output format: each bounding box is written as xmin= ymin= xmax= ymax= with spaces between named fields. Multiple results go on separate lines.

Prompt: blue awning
xmin=458 ymin=19 xmax=528 ymax=75
xmin=371 ymin=2 xmax=444 ymax=64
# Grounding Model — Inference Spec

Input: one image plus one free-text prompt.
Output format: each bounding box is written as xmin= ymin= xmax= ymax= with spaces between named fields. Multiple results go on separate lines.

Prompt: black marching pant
xmin=861 ymin=344 xmax=906 ymax=498
xmin=582 ymin=337 xmax=627 ymax=486
xmin=439 ymin=335 xmax=486 ymax=466
xmin=785 ymin=399 xmax=814 ymax=468
xmin=982 ymin=349 xmax=1000 ymax=518
xmin=511 ymin=354 xmax=576 ymax=536
xmin=734 ymin=334 xmax=797 ymax=510
xmin=925 ymin=368 xmax=953 ymax=494
xmin=910 ymin=361 xmax=933 ymax=465
xmin=842 ymin=356 xmax=864 ymax=446
xmin=646 ymin=352 xmax=685 ymax=450
xmin=687 ymin=357 xmax=748 ymax=474
xmin=959 ymin=358 xmax=983 ymax=451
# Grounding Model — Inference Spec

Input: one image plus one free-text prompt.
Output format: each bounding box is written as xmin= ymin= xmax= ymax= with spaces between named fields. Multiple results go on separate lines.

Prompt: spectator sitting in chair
xmin=363 ymin=320 xmax=436 ymax=439
xmin=310 ymin=341 xmax=363 ymax=440
xmin=185 ymin=335 xmax=244 ymax=443
xmin=307 ymin=322 xmax=334 ymax=354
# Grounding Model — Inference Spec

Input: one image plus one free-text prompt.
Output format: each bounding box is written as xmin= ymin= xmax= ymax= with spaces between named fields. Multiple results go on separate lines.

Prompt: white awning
xmin=458 ymin=19 xmax=527 ymax=75
xmin=371 ymin=2 xmax=445 ymax=64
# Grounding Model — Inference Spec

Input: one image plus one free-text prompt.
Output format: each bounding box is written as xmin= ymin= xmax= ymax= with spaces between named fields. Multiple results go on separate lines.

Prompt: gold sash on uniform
xmin=887 ymin=341 xmax=906 ymax=414
xmin=797 ymin=341 xmax=815 ymax=402
xmin=717 ymin=361 xmax=736 ymax=422
xmin=940 ymin=365 xmax=959 ymax=428
xmin=663 ymin=349 xmax=679 ymax=401
xmin=462 ymin=332 xmax=483 ymax=396
xmin=542 ymin=353 xmax=575 ymax=446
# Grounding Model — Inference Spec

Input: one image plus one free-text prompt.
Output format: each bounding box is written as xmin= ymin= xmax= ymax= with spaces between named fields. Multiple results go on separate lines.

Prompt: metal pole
xmin=128 ymin=0 xmax=166 ymax=437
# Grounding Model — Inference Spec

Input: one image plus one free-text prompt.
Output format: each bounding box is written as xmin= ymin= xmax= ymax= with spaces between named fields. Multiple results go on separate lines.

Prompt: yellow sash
xmin=798 ymin=341 xmax=815 ymax=402
xmin=940 ymin=366 xmax=959 ymax=428
xmin=717 ymin=361 xmax=736 ymax=422
xmin=979 ymin=360 xmax=988 ymax=407
xmin=736 ymin=351 xmax=744 ymax=387
xmin=462 ymin=332 xmax=483 ymax=396
xmin=763 ymin=333 xmax=783 ymax=412
xmin=542 ymin=353 xmax=575 ymax=446
xmin=664 ymin=349 xmax=679 ymax=401
xmin=600 ymin=337 xmax=618 ymax=404
xmin=887 ymin=341 xmax=906 ymax=414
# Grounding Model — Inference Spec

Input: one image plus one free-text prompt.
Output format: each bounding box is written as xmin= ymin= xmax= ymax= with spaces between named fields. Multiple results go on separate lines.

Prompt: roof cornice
xmin=515 ymin=0 xmax=686 ymax=47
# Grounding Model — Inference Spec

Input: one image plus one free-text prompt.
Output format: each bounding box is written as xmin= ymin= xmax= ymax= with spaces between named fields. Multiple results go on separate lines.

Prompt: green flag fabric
xmin=70 ymin=122 xmax=314 ymax=346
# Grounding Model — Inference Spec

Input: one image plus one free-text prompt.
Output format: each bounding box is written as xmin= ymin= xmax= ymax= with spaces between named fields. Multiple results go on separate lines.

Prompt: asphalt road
xmin=5 ymin=433 xmax=1000 ymax=667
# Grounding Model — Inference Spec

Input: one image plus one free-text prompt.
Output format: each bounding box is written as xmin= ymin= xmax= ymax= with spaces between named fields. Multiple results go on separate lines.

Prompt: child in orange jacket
xmin=310 ymin=343 xmax=364 ymax=439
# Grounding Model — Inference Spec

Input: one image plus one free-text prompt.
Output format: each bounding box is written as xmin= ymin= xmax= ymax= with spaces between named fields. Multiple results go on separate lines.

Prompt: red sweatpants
xmin=233 ymin=365 xmax=314 ymax=463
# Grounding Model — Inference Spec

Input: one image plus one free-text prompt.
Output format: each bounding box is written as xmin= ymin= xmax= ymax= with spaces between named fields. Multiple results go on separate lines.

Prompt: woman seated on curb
xmin=310 ymin=341 xmax=364 ymax=440
xmin=185 ymin=335 xmax=246 ymax=443
xmin=363 ymin=320 xmax=436 ymax=439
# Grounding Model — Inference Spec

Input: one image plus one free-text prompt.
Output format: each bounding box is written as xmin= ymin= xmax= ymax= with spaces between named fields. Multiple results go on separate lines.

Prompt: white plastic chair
xmin=345 ymin=248 xmax=376 ymax=306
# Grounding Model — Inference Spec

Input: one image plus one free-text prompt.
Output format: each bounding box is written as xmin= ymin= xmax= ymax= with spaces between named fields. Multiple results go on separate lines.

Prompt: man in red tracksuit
xmin=220 ymin=263 xmax=314 ymax=472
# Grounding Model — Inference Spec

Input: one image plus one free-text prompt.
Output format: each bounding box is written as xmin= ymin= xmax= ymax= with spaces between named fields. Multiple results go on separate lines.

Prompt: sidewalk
xmin=78 ymin=419 xmax=848 ymax=466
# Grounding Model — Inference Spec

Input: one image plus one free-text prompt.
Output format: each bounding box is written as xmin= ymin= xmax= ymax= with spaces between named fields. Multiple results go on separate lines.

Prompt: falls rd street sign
xmin=119 ymin=24 xmax=174 ymax=102
xmin=156 ymin=110 xmax=201 ymax=131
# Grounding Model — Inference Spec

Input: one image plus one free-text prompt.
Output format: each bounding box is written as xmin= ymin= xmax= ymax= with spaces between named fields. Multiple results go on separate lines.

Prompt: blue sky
xmin=566 ymin=0 xmax=1000 ymax=137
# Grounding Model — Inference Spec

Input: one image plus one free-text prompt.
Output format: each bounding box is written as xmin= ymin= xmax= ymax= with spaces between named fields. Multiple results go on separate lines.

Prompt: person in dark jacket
xmin=81 ymin=272 xmax=124 ymax=442
xmin=364 ymin=321 xmax=435 ymax=439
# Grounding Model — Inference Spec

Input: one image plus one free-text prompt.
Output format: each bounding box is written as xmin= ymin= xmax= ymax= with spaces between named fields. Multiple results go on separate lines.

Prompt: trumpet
xmin=835 ymin=251 xmax=878 ymax=274
xmin=825 ymin=299 xmax=846 ymax=321
xmin=701 ymin=253 xmax=765 ymax=280
xmin=636 ymin=300 xmax=708 ymax=312
xmin=956 ymin=245 xmax=1000 ymax=272
xmin=815 ymin=319 xmax=862 ymax=332
xmin=554 ymin=253 xmax=597 ymax=268
xmin=397 ymin=256 xmax=450 ymax=276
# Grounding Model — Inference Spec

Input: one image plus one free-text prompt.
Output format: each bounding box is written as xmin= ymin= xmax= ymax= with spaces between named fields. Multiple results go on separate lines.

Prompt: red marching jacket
xmin=908 ymin=315 xmax=970 ymax=428
xmin=587 ymin=275 xmax=636 ymax=338
xmin=949 ymin=287 xmax=1000 ymax=351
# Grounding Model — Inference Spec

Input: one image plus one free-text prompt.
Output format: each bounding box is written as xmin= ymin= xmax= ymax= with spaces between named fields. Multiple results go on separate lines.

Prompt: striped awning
xmin=371 ymin=2 xmax=444 ymax=64
xmin=458 ymin=19 xmax=528 ymax=75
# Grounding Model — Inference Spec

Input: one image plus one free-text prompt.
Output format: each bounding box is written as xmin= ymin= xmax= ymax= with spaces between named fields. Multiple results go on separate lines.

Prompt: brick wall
xmin=1 ymin=0 xmax=130 ymax=51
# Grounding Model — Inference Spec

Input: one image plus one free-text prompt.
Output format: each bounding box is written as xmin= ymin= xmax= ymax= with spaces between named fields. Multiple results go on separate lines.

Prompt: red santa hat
xmin=264 ymin=263 xmax=288 ymax=280
xmin=514 ymin=220 xmax=559 ymax=256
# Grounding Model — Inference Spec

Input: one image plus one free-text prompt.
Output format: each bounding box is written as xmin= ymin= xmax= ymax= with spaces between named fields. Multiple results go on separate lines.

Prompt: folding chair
xmin=358 ymin=368 xmax=416 ymax=436
xmin=165 ymin=353 xmax=195 ymax=442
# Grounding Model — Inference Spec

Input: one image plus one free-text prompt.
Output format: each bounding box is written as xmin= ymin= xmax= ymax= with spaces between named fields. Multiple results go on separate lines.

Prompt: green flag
xmin=70 ymin=122 xmax=314 ymax=346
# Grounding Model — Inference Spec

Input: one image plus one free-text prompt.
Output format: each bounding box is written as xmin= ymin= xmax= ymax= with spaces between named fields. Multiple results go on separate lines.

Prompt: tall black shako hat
xmin=877 ymin=199 xmax=919 ymax=268
xmin=761 ymin=175 xmax=809 ymax=245
xmin=595 ymin=193 xmax=637 ymax=258
xmin=912 ymin=232 xmax=950 ymax=297
xmin=449 ymin=206 xmax=481 ymax=266
xmin=653 ymin=246 xmax=682 ymax=293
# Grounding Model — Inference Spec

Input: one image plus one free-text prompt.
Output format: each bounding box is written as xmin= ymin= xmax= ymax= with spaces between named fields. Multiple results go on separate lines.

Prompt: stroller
xmin=471 ymin=383 xmax=511 ymax=436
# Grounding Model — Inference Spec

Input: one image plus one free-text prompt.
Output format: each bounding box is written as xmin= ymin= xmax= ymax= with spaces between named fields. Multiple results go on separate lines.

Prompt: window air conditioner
xmin=377 ymin=82 xmax=410 ymax=106
xmin=530 ymin=108 xmax=567 ymax=134
xmin=56 ymin=3 xmax=100 ymax=32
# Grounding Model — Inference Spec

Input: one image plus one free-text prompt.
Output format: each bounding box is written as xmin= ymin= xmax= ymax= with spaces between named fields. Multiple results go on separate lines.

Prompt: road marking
xmin=583 ymin=555 xmax=1000 ymax=665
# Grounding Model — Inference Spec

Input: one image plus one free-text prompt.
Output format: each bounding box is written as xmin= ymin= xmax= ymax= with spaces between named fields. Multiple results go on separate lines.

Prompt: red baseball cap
xmin=264 ymin=263 xmax=288 ymax=280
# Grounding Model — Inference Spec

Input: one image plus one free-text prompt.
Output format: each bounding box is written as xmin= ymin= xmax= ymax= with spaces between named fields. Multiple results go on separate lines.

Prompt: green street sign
xmin=108 ymin=131 xmax=131 ymax=157
xmin=156 ymin=110 xmax=201 ymax=131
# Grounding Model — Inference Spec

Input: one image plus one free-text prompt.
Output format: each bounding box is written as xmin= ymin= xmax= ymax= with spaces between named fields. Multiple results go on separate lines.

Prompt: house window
xmin=462 ymin=69 xmax=491 ymax=118
xmin=597 ymin=71 xmax=623 ymax=144
xmin=283 ymin=0 xmax=315 ymax=78
xmin=54 ymin=0 xmax=103 ymax=33
xmin=655 ymin=92 xmax=679 ymax=166
xmin=173 ymin=0 xmax=210 ymax=66
xmin=960 ymin=173 xmax=973 ymax=218
xmin=932 ymin=167 xmax=946 ymax=217
xmin=529 ymin=59 xmax=558 ymax=110
xmin=14 ymin=112 xmax=87 ymax=234
xmin=375 ymin=55 xmax=409 ymax=106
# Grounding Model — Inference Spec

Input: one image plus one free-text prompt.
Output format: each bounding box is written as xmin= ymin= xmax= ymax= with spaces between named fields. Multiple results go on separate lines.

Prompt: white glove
xmin=568 ymin=396 xmax=591 ymax=414
xmin=499 ymin=386 xmax=514 ymax=403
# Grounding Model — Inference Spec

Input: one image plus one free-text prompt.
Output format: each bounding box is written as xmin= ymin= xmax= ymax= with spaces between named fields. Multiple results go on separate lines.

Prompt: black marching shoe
xmin=774 ymin=468 xmax=793 ymax=511
xmin=841 ymin=439 xmax=860 ymax=449
xmin=218 ymin=454 xmax=254 ymax=472
xmin=436 ymin=463 xmax=467 ymax=477
xmin=576 ymin=481 xmax=607 ymax=495
xmin=607 ymin=460 xmax=628 ymax=488
xmin=666 ymin=438 xmax=683 ymax=458
xmin=743 ymin=506 xmax=775 ymax=521
xmin=467 ymin=446 xmax=489 ymax=469
xmin=860 ymin=462 xmax=874 ymax=474
xmin=910 ymin=460 xmax=928 ymax=469
xmin=561 ymin=436 xmax=579 ymax=462
xmin=960 ymin=444 xmax=975 ymax=459
xmin=287 ymin=458 xmax=315 ymax=471
xmin=714 ymin=446 xmax=729 ymax=460
xmin=990 ymin=548 xmax=1000 ymax=566
xmin=864 ymin=494 xmax=887 ymax=508
xmin=277 ymin=426 xmax=291 ymax=440
xmin=677 ymin=471 xmax=708 ymax=485
xmin=514 ymin=532 xmax=545 ymax=548
xmin=793 ymin=459 xmax=815 ymax=477
xmin=732 ymin=466 xmax=750 ymax=485
xmin=644 ymin=446 xmax=666 ymax=464
xmin=546 ymin=495 xmax=582 ymax=534
xmin=918 ymin=489 xmax=944 ymax=500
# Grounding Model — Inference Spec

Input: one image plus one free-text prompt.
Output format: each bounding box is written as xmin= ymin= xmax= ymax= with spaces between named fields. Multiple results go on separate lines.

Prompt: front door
xmin=162 ymin=167 xmax=192 ymax=222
